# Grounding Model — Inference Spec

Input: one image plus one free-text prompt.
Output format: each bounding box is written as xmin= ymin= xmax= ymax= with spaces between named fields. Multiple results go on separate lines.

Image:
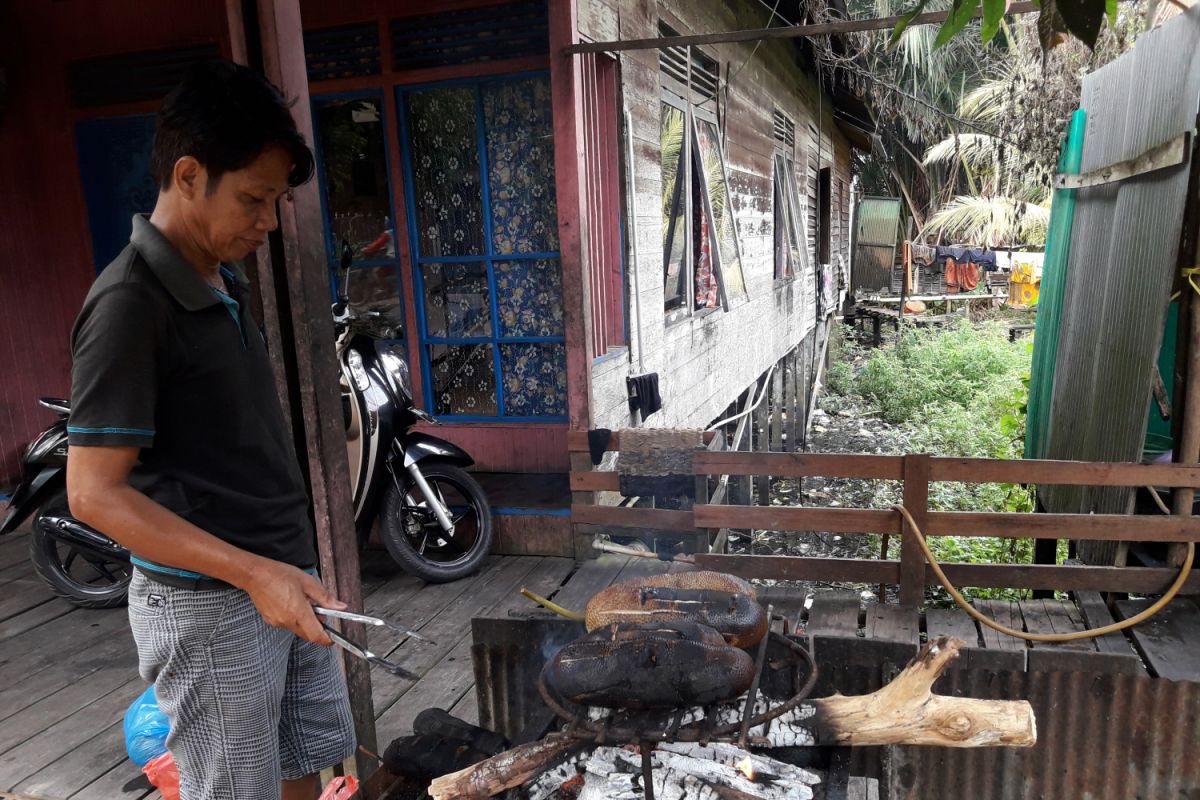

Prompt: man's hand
xmin=245 ymin=559 xmax=348 ymax=646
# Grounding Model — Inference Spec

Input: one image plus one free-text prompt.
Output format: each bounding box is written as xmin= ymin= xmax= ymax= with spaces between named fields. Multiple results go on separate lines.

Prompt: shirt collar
xmin=130 ymin=215 xmax=250 ymax=312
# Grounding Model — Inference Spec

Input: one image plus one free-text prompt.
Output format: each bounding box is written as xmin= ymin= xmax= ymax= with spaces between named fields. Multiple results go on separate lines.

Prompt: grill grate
xmin=390 ymin=2 xmax=549 ymax=72
xmin=304 ymin=23 xmax=382 ymax=83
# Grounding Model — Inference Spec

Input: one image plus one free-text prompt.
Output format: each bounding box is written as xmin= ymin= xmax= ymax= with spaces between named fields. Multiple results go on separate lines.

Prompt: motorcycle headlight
xmin=378 ymin=347 xmax=412 ymax=401
xmin=346 ymin=348 xmax=370 ymax=392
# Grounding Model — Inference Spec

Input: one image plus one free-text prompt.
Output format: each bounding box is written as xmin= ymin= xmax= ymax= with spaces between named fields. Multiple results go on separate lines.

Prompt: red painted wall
xmin=0 ymin=0 xmax=229 ymax=487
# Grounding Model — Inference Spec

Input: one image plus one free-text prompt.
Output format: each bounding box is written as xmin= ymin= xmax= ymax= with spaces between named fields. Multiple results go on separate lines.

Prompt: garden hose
xmin=891 ymin=501 xmax=1194 ymax=643
xmin=521 ymin=588 xmax=584 ymax=621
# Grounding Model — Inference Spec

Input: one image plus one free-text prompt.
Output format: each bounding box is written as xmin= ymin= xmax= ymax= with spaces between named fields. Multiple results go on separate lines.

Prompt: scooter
xmin=0 ymin=398 xmax=132 ymax=608
xmin=0 ymin=281 xmax=494 ymax=606
xmin=333 ymin=271 xmax=493 ymax=583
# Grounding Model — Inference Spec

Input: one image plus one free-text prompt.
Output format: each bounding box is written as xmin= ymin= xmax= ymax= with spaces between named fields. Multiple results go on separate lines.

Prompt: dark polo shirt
xmin=68 ymin=215 xmax=316 ymax=569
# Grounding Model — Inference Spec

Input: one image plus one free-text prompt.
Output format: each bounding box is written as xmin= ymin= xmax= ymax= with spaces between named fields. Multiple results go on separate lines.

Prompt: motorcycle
xmin=332 ymin=274 xmax=494 ymax=583
xmin=0 ymin=281 xmax=494 ymax=607
xmin=0 ymin=397 xmax=132 ymax=608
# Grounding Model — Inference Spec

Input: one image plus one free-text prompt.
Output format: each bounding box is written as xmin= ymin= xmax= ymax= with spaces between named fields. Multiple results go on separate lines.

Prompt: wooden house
xmin=0 ymin=0 xmax=867 ymax=554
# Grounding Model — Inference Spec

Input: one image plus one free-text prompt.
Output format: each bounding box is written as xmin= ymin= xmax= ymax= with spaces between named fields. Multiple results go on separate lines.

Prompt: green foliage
xmin=921 ymin=195 xmax=1051 ymax=247
xmin=890 ymin=0 xmax=1112 ymax=51
xmin=840 ymin=322 xmax=1038 ymax=601
xmin=854 ymin=321 xmax=1029 ymax=426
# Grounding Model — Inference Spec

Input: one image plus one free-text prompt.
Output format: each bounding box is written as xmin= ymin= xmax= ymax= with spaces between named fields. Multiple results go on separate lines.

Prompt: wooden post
xmin=899 ymin=454 xmax=931 ymax=607
xmin=755 ymin=374 xmax=771 ymax=506
xmin=784 ymin=350 xmax=797 ymax=452
xmin=548 ymin=0 xmax=594 ymax=433
xmin=252 ymin=0 xmax=376 ymax=777
xmin=1169 ymin=290 xmax=1200 ymax=565
xmin=571 ymin=449 xmax=599 ymax=560
xmin=770 ymin=362 xmax=784 ymax=453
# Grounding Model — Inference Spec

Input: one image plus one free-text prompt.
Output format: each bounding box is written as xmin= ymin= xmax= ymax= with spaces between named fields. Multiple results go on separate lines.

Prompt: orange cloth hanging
xmin=945 ymin=259 xmax=980 ymax=293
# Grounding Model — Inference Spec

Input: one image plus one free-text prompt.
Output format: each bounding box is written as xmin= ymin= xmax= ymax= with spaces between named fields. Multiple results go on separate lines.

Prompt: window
xmin=398 ymin=75 xmax=567 ymax=420
xmin=818 ymin=166 xmax=832 ymax=265
xmin=772 ymin=109 xmax=808 ymax=283
xmin=658 ymin=31 xmax=748 ymax=321
xmin=312 ymin=94 xmax=406 ymax=349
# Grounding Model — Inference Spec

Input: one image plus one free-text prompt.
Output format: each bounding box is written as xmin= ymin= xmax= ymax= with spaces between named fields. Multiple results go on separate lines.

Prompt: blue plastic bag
xmin=124 ymin=684 xmax=170 ymax=768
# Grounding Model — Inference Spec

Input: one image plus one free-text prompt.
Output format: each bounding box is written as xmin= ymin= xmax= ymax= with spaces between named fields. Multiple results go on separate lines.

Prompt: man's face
xmin=184 ymin=146 xmax=292 ymax=262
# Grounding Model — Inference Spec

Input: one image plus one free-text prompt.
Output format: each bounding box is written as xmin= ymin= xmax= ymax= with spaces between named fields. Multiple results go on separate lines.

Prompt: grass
xmin=830 ymin=319 xmax=1056 ymax=602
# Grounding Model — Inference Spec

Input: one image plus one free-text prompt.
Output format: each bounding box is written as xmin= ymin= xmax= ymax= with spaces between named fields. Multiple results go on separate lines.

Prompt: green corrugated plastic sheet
xmin=1145 ymin=301 xmax=1178 ymax=459
xmin=1025 ymin=110 xmax=1087 ymax=460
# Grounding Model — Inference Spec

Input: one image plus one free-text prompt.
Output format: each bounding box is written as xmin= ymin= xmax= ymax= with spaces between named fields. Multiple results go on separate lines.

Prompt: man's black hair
xmin=151 ymin=59 xmax=315 ymax=191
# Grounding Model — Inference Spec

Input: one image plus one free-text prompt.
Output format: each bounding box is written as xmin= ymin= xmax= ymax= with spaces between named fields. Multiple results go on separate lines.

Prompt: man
xmin=67 ymin=60 xmax=355 ymax=800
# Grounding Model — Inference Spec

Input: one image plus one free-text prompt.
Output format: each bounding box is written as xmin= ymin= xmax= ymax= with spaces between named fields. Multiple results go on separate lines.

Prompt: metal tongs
xmin=314 ymin=606 xmax=435 ymax=643
xmin=313 ymin=607 xmax=435 ymax=680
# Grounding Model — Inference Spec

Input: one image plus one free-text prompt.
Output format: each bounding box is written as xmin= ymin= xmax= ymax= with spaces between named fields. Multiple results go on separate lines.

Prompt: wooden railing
xmin=567 ymin=436 xmax=1200 ymax=606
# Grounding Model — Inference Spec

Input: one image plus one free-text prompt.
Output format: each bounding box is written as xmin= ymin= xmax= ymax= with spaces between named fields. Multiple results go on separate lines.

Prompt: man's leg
xmin=278 ymin=632 xmax=356 ymax=791
xmin=281 ymin=774 xmax=320 ymax=800
xmin=129 ymin=571 xmax=294 ymax=800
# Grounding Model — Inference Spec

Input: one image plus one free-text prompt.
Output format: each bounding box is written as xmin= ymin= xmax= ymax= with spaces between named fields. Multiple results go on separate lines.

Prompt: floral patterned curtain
xmin=404 ymin=76 xmax=567 ymax=419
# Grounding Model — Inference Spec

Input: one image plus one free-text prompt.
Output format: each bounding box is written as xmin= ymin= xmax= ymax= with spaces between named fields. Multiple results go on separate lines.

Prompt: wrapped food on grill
xmin=546 ymin=621 xmax=756 ymax=709
xmin=584 ymin=571 xmax=767 ymax=648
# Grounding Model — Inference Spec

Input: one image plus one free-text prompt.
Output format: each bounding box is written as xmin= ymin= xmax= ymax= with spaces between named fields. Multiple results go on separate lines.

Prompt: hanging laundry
xmin=935 ymin=246 xmax=997 ymax=271
xmin=908 ymin=242 xmax=937 ymax=265
xmin=945 ymin=259 xmax=981 ymax=293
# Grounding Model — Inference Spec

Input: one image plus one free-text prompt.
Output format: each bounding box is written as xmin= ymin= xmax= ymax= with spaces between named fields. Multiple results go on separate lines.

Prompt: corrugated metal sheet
xmin=888 ymin=670 xmax=1200 ymax=800
xmin=1042 ymin=7 xmax=1200 ymax=520
xmin=852 ymin=197 xmax=902 ymax=293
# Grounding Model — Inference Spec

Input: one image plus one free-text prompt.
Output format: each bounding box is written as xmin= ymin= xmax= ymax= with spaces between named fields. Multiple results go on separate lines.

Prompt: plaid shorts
xmin=128 ymin=569 xmax=356 ymax=799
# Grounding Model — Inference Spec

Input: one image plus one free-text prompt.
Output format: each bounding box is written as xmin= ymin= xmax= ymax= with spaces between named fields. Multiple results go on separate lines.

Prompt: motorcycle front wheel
xmin=380 ymin=463 xmax=493 ymax=583
xmin=29 ymin=489 xmax=131 ymax=608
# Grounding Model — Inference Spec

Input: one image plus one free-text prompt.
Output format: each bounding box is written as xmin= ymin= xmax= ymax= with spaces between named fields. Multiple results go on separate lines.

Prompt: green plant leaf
xmin=889 ymin=0 xmax=931 ymax=48
xmin=981 ymin=0 xmax=1007 ymax=43
xmin=934 ymin=0 xmax=982 ymax=49
xmin=1105 ymin=0 xmax=1117 ymax=26
xmin=1057 ymin=0 xmax=1106 ymax=48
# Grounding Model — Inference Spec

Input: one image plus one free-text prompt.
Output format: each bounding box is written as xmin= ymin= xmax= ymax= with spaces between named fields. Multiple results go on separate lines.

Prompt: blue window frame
xmin=396 ymin=72 xmax=567 ymax=423
xmin=310 ymin=91 xmax=408 ymax=355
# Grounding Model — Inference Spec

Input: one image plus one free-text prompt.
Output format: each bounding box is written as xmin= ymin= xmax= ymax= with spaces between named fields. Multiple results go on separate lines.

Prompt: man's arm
xmin=67 ymin=445 xmax=343 ymax=645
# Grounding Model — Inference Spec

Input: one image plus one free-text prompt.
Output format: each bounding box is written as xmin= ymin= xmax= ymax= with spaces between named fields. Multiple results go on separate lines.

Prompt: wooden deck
xmin=2 ymin=528 xmax=1198 ymax=799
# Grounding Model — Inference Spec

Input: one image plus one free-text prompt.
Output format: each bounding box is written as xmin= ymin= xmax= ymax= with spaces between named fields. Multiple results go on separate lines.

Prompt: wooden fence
xmin=567 ymin=433 xmax=1200 ymax=606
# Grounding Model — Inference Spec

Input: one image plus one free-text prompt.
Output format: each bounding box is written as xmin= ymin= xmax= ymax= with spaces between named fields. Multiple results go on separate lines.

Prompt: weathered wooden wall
xmin=579 ymin=0 xmax=853 ymax=433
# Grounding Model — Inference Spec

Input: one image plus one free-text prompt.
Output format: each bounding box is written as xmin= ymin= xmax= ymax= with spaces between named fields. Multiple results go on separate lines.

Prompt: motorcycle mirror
xmin=336 ymin=237 xmax=353 ymax=304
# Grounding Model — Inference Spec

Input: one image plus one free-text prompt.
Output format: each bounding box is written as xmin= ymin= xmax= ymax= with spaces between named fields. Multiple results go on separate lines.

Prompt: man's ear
xmin=173 ymin=156 xmax=205 ymax=200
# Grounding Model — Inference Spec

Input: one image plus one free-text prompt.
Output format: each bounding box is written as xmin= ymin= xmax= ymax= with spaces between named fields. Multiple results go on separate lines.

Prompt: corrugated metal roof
xmin=888 ymin=669 xmax=1200 ymax=799
xmin=1042 ymin=7 xmax=1200 ymax=517
xmin=852 ymin=197 xmax=902 ymax=293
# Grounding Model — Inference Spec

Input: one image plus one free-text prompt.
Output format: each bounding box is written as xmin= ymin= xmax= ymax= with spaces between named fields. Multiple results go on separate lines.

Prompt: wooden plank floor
xmin=4 ymin=532 xmax=1194 ymax=800
xmin=0 ymin=536 xmax=628 ymax=800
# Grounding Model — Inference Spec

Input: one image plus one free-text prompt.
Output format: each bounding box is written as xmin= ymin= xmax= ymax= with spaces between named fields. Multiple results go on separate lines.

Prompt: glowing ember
xmin=735 ymin=755 xmax=756 ymax=781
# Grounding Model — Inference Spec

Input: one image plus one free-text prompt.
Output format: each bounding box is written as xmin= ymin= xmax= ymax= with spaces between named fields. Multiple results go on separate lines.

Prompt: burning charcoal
xmin=413 ymin=707 xmax=509 ymax=756
xmin=382 ymin=732 xmax=492 ymax=780
xmin=547 ymin=622 xmax=755 ymax=709
xmin=585 ymin=573 xmax=767 ymax=648
xmin=549 ymin=745 xmax=818 ymax=800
